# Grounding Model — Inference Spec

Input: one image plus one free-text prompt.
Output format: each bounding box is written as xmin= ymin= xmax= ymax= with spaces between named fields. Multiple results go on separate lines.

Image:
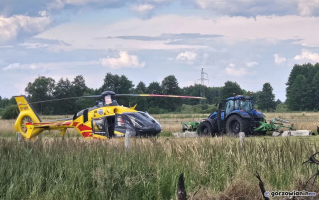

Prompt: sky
xmin=1 ymin=0 xmax=319 ymax=101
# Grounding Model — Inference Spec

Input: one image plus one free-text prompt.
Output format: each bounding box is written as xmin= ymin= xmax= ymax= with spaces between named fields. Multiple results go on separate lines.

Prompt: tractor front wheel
xmin=225 ymin=115 xmax=249 ymax=136
xmin=198 ymin=121 xmax=215 ymax=136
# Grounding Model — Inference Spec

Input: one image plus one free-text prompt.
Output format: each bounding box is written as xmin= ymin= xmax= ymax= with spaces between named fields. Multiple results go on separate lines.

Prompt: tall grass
xmin=0 ymin=137 xmax=318 ymax=199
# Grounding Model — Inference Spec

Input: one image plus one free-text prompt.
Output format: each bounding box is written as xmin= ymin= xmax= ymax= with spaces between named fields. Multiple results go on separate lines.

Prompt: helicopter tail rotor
xmin=13 ymin=95 xmax=44 ymax=139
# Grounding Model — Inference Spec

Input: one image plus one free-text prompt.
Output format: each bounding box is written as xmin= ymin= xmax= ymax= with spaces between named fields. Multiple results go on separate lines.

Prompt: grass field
xmin=1 ymin=113 xmax=319 ymax=199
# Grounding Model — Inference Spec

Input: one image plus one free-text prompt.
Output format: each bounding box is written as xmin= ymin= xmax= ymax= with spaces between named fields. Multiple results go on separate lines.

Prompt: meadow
xmin=1 ymin=113 xmax=319 ymax=199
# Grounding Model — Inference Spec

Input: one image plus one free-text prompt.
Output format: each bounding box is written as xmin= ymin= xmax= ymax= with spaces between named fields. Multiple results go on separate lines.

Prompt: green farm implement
xmin=181 ymin=117 xmax=295 ymax=134
xmin=253 ymin=118 xmax=295 ymax=132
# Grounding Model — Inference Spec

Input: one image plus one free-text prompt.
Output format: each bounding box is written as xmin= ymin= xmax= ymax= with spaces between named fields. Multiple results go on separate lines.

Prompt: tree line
xmin=0 ymin=72 xmax=282 ymax=116
xmin=286 ymin=63 xmax=319 ymax=111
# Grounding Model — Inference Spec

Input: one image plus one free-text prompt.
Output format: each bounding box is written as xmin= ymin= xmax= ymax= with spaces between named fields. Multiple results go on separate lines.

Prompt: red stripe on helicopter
xmin=78 ymin=124 xmax=92 ymax=131
xmin=148 ymin=94 xmax=203 ymax=99
xmin=72 ymin=122 xmax=79 ymax=127
xmin=82 ymin=132 xmax=92 ymax=137
xmin=33 ymin=123 xmax=52 ymax=125
xmin=63 ymin=121 xmax=72 ymax=126
xmin=26 ymin=122 xmax=32 ymax=125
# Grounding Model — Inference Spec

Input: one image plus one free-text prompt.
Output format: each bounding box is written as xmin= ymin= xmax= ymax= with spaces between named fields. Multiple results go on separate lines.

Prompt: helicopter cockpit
xmin=94 ymin=95 xmax=118 ymax=107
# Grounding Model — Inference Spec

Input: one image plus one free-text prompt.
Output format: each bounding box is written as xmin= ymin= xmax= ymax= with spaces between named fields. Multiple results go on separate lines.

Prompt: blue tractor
xmin=197 ymin=95 xmax=266 ymax=136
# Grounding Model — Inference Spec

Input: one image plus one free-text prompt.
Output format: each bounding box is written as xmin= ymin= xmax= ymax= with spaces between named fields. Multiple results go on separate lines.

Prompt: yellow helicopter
xmin=14 ymin=91 xmax=205 ymax=140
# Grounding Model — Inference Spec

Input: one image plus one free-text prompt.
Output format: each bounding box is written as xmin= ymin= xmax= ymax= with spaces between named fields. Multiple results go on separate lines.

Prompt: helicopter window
xmin=124 ymin=112 xmax=156 ymax=128
xmin=116 ymin=115 xmax=132 ymax=128
xmin=105 ymin=95 xmax=112 ymax=105
xmin=92 ymin=118 xmax=105 ymax=132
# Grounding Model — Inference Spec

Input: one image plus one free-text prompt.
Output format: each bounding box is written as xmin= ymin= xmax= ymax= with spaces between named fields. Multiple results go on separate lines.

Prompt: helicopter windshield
xmin=105 ymin=95 xmax=112 ymax=104
xmin=124 ymin=112 xmax=157 ymax=128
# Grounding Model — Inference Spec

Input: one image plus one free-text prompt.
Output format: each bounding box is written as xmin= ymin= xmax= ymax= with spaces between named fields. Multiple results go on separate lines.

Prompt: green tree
xmin=146 ymin=82 xmax=163 ymax=109
xmin=258 ymin=83 xmax=276 ymax=112
xmin=275 ymin=99 xmax=282 ymax=105
xmin=131 ymin=81 xmax=148 ymax=111
xmin=286 ymin=75 xmax=307 ymax=111
xmin=72 ymin=75 xmax=87 ymax=97
xmin=1 ymin=105 xmax=19 ymax=119
xmin=0 ymin=97 xmax=11 ymax=109
xmin=25 ymin=76 xmax=55 ymax=114
xmin=100 ymin=73 xmax=134 ymax=106
xmin=53 ymin=78 xmax=76 ymax=114
xmin=100 ymin=73 xmax=121 ymax=93
xmin=161 ymin=75 xmax=181 ymax=111
xmin=286 ymin=63 xmax=319 ymax=109
xmin=220 ymin=81 xmax=242 ymax=101
xmin=135 ymin=81 xmax=147 ymax=93
xmin=311 ymin=71 xmax=319 ymax=110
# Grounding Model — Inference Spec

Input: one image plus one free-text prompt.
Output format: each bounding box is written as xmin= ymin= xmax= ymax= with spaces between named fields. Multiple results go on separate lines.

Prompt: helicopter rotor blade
xmin=30 ymin=95 xmax=102 ymax=104
xmin=114 ymin=94 xmax=206 ymax=99
xmin=30 ymin=97 xmax=81 ymax=104
xmin=82 ymin=95 xmax=102 ymax=98
xmin=29 ymin=93 xmax=205 ymax=104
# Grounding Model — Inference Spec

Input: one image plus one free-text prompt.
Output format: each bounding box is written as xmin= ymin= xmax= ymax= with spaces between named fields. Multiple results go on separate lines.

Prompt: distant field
xmin=1 ymin=112 xmax=319 ymax=138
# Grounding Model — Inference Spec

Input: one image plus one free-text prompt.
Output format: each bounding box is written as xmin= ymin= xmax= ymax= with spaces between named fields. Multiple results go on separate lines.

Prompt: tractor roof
xmin=226 ymin=95 xmax=252 ymax=101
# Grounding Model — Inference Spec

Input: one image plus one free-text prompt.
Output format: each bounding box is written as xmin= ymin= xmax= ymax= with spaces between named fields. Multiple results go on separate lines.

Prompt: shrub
xmin=1 ymin=105 xmax=19 ymax=119
xmin=148 ymin=107 xmax=167 ymax=114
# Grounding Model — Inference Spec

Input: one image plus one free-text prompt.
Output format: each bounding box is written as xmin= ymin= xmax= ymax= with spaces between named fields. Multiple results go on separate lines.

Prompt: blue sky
xmin=1 ymin=0 xmax=319 ymax=101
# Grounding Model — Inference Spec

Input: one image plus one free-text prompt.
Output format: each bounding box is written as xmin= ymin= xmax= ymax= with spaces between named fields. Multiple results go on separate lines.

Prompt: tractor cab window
xmin=225 ymin=101 xmax=233 ymax=115
xmin=234 ymin=100 xmax=239 ymax=110
xmin=225 ymin=99 xmax=240 ymax=115
xmin=240 ymin=100 xmax=253 ymax=113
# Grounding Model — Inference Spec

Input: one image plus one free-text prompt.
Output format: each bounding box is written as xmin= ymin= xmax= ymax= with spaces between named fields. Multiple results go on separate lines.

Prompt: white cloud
xmin=176 ymin=51 xmax=197 ymax=60
xmin=99 ymin=51 xmax=145 ymax=69
xmin=294 ymin=49 xmax=319 ymax=62
xmin=0 ymin=15 xmax=52 ymax=45
xmin=131 ymin=4 xmax=155 ymax=13
xmin=48 ymin=0 xmax=104 ymax=10
xmin=193 ymin=0 xmax=319 ymax=17
xmin=176 ymin=51 xmax=197 ymax=64
xmin=3 ymin=63 xmax=47 ymax=71
xmin=274 ymin=54 xmax=286 ymax=64
xmin=20 ymin=43 xmax=50 ymax=49
xmin=39 ymin=11 xmax=48 ymax=17
xmin=298 ymin=0 xmax=319 ymax=16
xmin=225 ymin=63 xmax=247 ymax=76
xmin=246 ymin=61 xmax=259 ymax=67
xmin=3 ymin=61 xmax=99 ymax=71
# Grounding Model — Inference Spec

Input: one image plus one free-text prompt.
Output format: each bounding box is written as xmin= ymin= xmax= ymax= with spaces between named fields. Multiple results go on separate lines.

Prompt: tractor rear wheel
xmin=226 ymin=115 xmax=249 ymax=136
xmin=198 ymin=121 xmax=215 ymax=136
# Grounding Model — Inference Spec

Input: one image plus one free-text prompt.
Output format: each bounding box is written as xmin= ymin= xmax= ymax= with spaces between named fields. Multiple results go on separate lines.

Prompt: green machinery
xmin=182 ymin=117 xmax=295 ymax=134
xmin=253 ymin=118 xmax=295 ymax=132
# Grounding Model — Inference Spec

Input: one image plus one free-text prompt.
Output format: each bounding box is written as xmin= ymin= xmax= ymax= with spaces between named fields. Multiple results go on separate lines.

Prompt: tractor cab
xmin=224 ymin=96 xmax=254 ymax=116
xmin=199 ymin=95 xmax=265 ymax=136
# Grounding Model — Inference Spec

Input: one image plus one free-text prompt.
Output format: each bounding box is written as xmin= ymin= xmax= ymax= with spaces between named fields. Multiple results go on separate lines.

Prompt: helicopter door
xmin=91 ymin=117 xmax=109 ymax=138
xmin=114 ymin=114 xmax=136 ymax=137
